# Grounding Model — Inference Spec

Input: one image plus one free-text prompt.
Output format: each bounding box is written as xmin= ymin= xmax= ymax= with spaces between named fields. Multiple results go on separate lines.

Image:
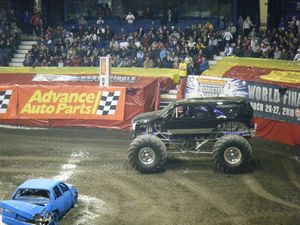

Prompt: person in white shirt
xmin=119 ymin=38 xmax=129 ymax=49
xmin=223 ymin=29 xmax=233 ymax=44
xmin=243 ymin=16 xmax=254 ymax=36
xmin=224 ymin=43 xmax=233 ymax=56
xmin=293 ymin=49 xmax=300 ymax=61
xmin=126 ymin=11 xmax=135 ymax=24
xmin=96 ymin=16 xmax=104 ymax=25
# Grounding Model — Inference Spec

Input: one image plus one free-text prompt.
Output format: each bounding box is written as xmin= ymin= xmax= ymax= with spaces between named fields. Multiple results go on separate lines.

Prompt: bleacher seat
xmin=62 ymin=17 xmax=219 ymax=35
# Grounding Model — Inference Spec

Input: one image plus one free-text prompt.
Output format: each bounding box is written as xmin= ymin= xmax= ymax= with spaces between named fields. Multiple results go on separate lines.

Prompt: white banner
xmin=33 ymin=74 xmax=136 ymax=83
xmin=185 ymin=75 xmax=248 ymax=99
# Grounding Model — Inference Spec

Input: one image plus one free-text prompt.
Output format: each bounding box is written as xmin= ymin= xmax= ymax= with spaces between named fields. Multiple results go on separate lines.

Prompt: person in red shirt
xmin=31 ymin=12 xmax=42 ymax=36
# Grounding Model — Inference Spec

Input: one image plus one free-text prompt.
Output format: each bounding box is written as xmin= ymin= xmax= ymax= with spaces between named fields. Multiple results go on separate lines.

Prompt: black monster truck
xmin=128 ymin=97 xmax=256 ymax=173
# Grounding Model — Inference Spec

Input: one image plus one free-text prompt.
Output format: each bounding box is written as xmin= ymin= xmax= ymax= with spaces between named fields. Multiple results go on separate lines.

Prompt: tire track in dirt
xmin=242 ymin=174 xmax=300 ymax=210
xmin=262 ymin=149 xmax=300 ymax=164
xmin=87 ymin=171 xmax=197 ymax=225
xmin=282 ymin=160 xmax=300 ymax=190
xmin=84 ymin=169 xmax=231 ymax=225
xmin=150 ymin=175 xmax=233 ymax=225
xmin=175 ymin=177 xmax=247 ymax=225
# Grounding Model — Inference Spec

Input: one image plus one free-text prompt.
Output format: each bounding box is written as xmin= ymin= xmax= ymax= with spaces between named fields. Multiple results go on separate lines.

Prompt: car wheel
xmin=50 ymin=212 xmax=59 ymax=225
xmin=128 ymin=134 xmax=167 ymax=173
xmin=213 ymin=134 xmax=252 ymax=173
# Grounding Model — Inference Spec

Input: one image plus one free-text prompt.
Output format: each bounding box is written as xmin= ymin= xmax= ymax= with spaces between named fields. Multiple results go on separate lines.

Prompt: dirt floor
xmin=0 ymin=126 xmax=299 ymax=225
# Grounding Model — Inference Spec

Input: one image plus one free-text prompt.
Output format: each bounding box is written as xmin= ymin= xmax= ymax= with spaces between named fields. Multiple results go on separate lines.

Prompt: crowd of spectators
xmin=22 ymin=13 xmax=300 ymax=71
xmin=0 ymin=9 xmax=22 ymax=65
xmin=223 ymin=16 xmax=300 ymax=61
xmin=23 ymin=19 xmax=213 ymax=74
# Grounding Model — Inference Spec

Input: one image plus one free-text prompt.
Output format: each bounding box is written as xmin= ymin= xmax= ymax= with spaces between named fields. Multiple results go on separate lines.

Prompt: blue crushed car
xmin=0 ymin=179 xmax=78 ymax=225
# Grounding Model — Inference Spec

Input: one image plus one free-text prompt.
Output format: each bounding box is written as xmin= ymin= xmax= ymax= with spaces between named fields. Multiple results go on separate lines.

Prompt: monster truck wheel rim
xmin=224 ymin=147 xmax=242 ymax=165
xmin=138 ymin=147 xmax=156 ymax=165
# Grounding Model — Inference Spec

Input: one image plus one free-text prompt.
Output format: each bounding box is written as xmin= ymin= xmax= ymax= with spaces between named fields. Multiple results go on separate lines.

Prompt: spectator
xmin=224 ymin=43 xmax=233 ymax=56
xmin=273 ymin=46 xmax=282 ymax=59
xmin=22 ymin=11 xmax=32 ymax=35
xmin=167 ymin=9 xmax=172 ymax=23
xmin=223 ymin=29 xmax=233 ymax=44
xmin=143 ymin=55 xmax=154 ymax=68
xmin=7 ymin=10 xmax=17 ymax=28
xmin=144 ymin=7 xmax=153 ymax=20
xmin=159 ymin=47 xmax=168 ymax=61
xmin=293 ymin=48 xmax=300 ymax=61
xmin=96 ymin=16 xmax=104 ymax=26
xmin=79 ymin=17 xmax=87 ymax=28
xmin=126 ymin=11 xmax=135 ymax=24
xmin=280 ymin=48 xmax=289 ymax=60
xmin=243 ymin=16 xmax=254 ymax=37
xmin=136 ymin=48 xmax=145 ymax=66
xmin=185 ymin=55 xmax=196 ymax=75
xmin=137 ymin=9 xmax=144 ymax=19
xmin=31 ymin=12 xmax=42 ymax=36
xmin=228 ymin=22 xmax=237 ymax=38
xmin=237 ymin=16 xmax=244 ymax=35
xmin=195 ymin=51 xmax=209 ymax=74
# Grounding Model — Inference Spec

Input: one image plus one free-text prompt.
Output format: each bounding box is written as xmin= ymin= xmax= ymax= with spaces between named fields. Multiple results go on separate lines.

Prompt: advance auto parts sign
xmin=18 ymin=86 xmax=126 ymax=120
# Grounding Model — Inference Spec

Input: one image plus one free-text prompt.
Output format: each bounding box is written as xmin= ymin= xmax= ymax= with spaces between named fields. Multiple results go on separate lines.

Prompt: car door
xmin=53 ymin=185 xmax=68 ymax=215
xmin=164 ymin=104 xmax=216 ymax=135
xmin=58 ymin=182 xmax=73 ymax=210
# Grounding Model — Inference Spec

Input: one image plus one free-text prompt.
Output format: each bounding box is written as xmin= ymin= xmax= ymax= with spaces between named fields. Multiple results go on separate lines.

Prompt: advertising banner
xmin=185 ymin=75 xmax=300 ymax=124
xmin=185 ymin=75 xmax=248 ymax=98
xmin=0 ymin=85 xmax=126 ymax=120
xmin=247 ymin=81 xmax=300 ymax=124
xmin=32 ymin=74 xmax=137 ymax=83
xmin=0 ymin=86 xmax=17 ymax=119
xmin=260 ymin=70 xmax=300 ymax=84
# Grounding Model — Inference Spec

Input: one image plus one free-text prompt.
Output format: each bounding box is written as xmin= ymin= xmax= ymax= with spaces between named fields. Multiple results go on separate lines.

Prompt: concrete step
xmin=17 ymin=49 xmax=29 ymax=54
xmin=21 ymin=40 xmax=37 ymax=46
xmin=168 ymin=89 xmax=178 ymax=95
xmin=9 ymin=62 xmax=23 ymax=67
xmin=208 ymin=60 xmax=217 ymax=66
xmin=159 ymin=100 xmax=174 ymax=110
xmin=160 ymin=100 xmax=172 ymax=105
xmin=214 ymin=56 xmax=223 ymax=61
xmin=11 ymin=58 xmax=24 ymax=63
xmin=161 ymin=93 xmax=177 ymax=100
xmin=14 ymin=53 xmax=26 ymax=58
xmin=20 ymin=35 xmax=40 ymax=41
xmin=19 ymin=45 xmax=32 ymax=50
xmin=219 ymin=51 xmax=225 ymax=56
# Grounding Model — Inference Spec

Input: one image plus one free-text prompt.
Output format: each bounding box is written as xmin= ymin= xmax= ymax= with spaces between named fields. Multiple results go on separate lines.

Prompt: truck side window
xmin=59 ymin=183 xmax=69 ymax=193
xmin=53 ymin=186 xmax=62 ymax=199
xmin=192 ymin=106 xmax=210 ymax=119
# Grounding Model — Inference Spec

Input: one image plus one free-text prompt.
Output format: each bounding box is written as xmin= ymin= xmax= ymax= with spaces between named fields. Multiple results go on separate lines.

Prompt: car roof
xmin=18 ymin=179 xmax=61 ymax=190
xmin=176 ymin=97 xmax=247 ymax=105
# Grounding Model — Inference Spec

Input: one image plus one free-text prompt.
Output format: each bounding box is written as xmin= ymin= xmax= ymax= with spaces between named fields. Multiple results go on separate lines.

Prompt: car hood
xmin=133 ymin=111 xmax=161 ymax=123
xmin=0 ymin=200 xmax=45 ymax=220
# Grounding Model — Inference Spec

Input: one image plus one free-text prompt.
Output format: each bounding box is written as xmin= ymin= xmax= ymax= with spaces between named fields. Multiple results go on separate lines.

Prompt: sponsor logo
xmin=0 ymin=90 xmax=13 ymax=114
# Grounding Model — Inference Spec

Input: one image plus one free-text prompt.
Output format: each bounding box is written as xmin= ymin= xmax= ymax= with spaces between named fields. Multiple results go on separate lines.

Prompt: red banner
xmin=0 ymin=85 xmax=126 ymax=121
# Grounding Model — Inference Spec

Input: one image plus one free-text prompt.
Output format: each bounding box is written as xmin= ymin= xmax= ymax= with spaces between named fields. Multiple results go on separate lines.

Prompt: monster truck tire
xmin=213 ymin=134 xmax=252 ymax=173
xmin=128 ymin=134 xmax=167 ymax=173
